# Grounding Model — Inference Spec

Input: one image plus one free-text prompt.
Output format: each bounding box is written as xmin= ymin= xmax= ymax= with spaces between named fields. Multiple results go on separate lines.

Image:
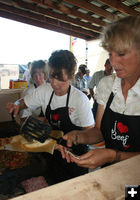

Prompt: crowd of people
xmin=1 ymin=15 xmax=140 ymax=197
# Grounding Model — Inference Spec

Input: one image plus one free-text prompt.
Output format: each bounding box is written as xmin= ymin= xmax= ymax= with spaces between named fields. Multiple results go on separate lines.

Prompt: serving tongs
xmin=20 ymin=116 xmax=67 ymax=147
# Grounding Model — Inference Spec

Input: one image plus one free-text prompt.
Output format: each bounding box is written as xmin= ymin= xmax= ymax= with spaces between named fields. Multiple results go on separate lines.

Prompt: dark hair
xmin=105 ymin=59 xmax=110 ymax=66
xmin=79 ymin=64 xmax=87 ymax=69
xmin=48 ymin=50 xmax=77 ymax=81
xmin=30 ymin=60 xmax=48 ymax=79
xmin=79 ymin=65 xmax=86 ymax=75
xmin=27 ymin=62 xmax=31 ymax=67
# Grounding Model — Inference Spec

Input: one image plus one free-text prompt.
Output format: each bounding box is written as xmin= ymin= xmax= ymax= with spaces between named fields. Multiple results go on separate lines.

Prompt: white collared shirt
xmin=96 ymin=74 xmax=140 ymax=115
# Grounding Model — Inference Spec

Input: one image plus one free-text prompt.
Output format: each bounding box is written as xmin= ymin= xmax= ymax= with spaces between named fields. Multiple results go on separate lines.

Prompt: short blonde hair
xmin=101 ymin=16 xmax=140 ymax=53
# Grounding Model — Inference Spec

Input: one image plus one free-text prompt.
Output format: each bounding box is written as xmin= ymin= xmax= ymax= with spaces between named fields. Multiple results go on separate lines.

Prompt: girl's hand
xmin=37 ymin=117 xmax=49 ymax=124
xmin=55 ymin=144 xmax=72 ymax=163
xmin=63 ymin=130 xmax=80 ymax=147
xmin=69 ymin=148 xmax=116 ymax=169
xmin=6 ymin=102 xmax=20 ymax=117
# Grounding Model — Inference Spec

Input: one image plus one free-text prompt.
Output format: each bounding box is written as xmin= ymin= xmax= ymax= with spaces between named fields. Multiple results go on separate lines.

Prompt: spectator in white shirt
xmin=23 ymin=62 xmax=31 ymax=86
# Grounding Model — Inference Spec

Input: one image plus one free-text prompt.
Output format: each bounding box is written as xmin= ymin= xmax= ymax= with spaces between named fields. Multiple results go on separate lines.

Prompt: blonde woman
xmin=62 ymin=16 xmax=140 ymax=169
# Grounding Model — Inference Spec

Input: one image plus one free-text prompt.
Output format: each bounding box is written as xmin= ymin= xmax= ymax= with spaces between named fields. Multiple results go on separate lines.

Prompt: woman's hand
xmin=6 ymin=102 xmax=20 ymax=117
xmin=37 ymin=117 xmax=49 ymax=124
xmin=67 ymin=148 xmax=116 ymax=169
xmin=63 ymin=130 xmax=81 ymax=147
xmin=55 ymin=144 xmax=72 ymax=163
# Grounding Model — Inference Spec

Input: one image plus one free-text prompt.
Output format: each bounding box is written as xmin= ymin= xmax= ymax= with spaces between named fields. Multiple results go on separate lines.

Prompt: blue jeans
xmin=92 ymin=100 xmax=98 ymax=120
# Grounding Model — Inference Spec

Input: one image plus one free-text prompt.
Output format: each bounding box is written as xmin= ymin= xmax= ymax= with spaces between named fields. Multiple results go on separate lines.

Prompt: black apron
xmin=101 ymin=92 xmax=140 ymax=152
xmin=34 ymin=84 xmax=44 ymax=117
xmin=44 ymin=85 xmax=88 ymax=185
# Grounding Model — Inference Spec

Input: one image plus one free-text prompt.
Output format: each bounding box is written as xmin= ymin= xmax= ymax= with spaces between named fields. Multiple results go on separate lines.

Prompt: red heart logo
xmin=117 ymin=122 xmax=128 ymax=133
xmin=52 ymin=113 xmax=60 ymax=121
xmin=124 ymin=144 xmax=130 ymax=150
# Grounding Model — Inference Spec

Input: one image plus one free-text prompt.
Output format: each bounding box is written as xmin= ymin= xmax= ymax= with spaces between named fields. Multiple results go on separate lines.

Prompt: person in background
xmin=19 ymin=60 xmax=48 ymax=122
xmin=88 ymin=58 xmax=113 ymax=119
xmin=74 ymin=64 xmax=87 ymax=80
xmin=61 ymin=15 xmax=140 ymax=170
xmin=84 ymin=69 xmax=91 ymax=83
xmin=6 ymin=50 xmax=94 ymax=185
xmin=72 ymin=64 xmax=90 ymax=98
xmin=23 ymin=62 xmax=31 ymax=86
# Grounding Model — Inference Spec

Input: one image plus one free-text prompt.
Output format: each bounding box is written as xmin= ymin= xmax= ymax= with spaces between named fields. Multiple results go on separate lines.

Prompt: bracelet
xmin=75 ymin=134 xmax=78 ymax=145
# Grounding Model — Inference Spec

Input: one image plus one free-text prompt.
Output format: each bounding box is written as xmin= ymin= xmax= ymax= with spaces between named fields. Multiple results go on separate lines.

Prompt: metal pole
xmin=85 ymin=41 xmax=88 ymax=67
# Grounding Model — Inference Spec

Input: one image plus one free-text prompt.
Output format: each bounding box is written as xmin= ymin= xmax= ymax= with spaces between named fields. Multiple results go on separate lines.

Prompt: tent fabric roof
xmin=0 ymin=0 xmax=140 ymax=40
